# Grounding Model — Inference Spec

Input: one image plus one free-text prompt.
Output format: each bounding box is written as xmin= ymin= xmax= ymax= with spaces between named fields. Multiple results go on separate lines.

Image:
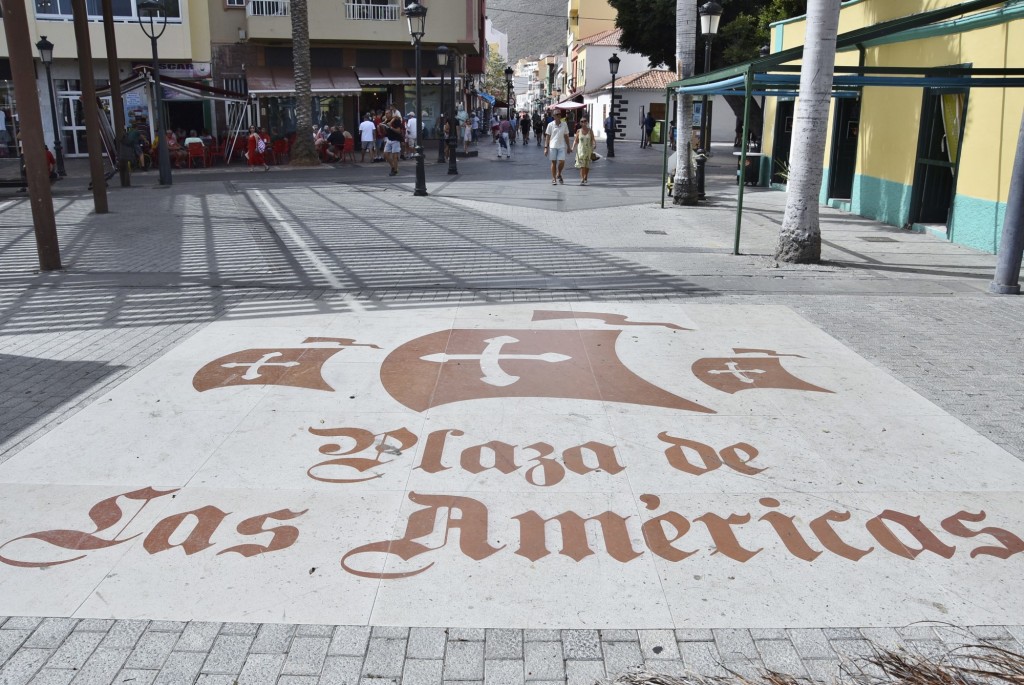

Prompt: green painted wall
xmin=849 ymin=174 xmax=913 ymax=230
xmin=949 ymin=193 xmax=1007 ymax=254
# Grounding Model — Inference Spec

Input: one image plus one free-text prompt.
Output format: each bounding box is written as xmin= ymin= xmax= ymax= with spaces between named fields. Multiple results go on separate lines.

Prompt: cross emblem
xmin=220 ymin=352 xmax=300 ymax=381
xmin=420 ymin=335 xmax=571 ymax=387
xmin=705 ymin=361 xmax=766 ymax=385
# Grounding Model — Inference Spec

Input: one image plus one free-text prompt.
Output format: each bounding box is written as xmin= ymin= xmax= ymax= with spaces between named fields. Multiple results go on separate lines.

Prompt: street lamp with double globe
xmin=607 ymin=52 xmax=620 ymax=158
xmin=35 ymin=36 xmax=66 ymax=177
xmin=436 ymin=44 xmax=448 ymax=163
xmin=445 ymin=51 xmax=458 ymax=174
xmin=405 ymin=1 xmax=428 ymax=196
xmin=504 ymin=66 xmax=514 ymax=125
xmin=137 ymin=0 xmax=172 ymax=186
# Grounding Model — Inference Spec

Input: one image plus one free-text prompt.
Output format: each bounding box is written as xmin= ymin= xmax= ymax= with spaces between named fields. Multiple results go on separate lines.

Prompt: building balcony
xmin=243 ymin=0 xmax=478 ymax=45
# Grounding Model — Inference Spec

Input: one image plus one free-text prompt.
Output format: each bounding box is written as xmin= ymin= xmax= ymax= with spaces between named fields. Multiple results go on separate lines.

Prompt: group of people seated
xmin=313 ymin=124 xmax=356 ymax=163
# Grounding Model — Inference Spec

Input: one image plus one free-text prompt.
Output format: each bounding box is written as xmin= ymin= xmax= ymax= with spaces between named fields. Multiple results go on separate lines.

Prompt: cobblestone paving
xmin=2 ymin=154 xmax=1023 ymax=682
xmin=2 ymin=618 xmax=1022 ymax=685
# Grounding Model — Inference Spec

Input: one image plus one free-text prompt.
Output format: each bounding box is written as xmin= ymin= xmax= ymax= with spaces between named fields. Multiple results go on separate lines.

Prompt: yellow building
xmin=567 ymin=0 xmax=617 ymax=51
xmin=0 ymin=0 xmax=210 ymax=156
xmin=760 ymin=0 xmax=1024 ymax=253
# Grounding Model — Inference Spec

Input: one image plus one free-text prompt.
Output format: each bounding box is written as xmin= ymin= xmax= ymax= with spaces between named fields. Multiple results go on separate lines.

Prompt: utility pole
xmin=0 ymin=0 xmax=62 ymax=270
xmin=990 ymin=109 xmax=1024 ymax=295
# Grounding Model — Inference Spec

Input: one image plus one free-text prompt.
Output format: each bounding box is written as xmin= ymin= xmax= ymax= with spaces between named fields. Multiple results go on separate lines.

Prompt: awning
xmin=477 ymin=92 xmax=496 ymax=105
xmin=355 ymin=67 xmax=443 ymax=84
xmin=548 ymin=100 xmax=586 ymax=110
xmin=247 ymin=66 xmax=361 ymax=95
xmin=97 ymin=67 xmax=247 ymax=103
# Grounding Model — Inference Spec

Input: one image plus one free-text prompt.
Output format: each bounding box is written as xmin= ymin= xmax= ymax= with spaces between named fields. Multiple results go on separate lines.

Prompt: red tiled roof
xmin=579 ymin=27 xmax=622 ymax=46
xmin=614 ymin=69 xmax=677 ymax=90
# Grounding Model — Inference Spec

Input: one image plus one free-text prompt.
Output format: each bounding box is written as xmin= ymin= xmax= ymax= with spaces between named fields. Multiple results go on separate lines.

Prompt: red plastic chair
xmin=187 ymin=142 xmax=206 ymax=168
xmin=272 ymin=138 xmax=289 ymax=165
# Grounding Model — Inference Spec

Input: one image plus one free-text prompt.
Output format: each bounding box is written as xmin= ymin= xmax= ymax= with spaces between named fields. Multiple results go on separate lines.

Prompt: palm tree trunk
xmin=775 ymin=0 xmax=842 ymax=262
xmin=672 ymin=0 xmax=698 ymax=206
xmin=290 ymin=0 xmax=318 ymax=165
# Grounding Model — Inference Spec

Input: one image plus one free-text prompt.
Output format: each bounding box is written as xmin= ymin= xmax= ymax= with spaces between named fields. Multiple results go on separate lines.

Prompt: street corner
xmin=1 ymin=302 xmax=1022 ymax=628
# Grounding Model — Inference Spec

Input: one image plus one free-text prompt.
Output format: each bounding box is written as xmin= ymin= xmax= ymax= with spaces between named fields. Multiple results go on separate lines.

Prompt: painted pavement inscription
xmin=0 ymin=305 xmax=1021 ymax=627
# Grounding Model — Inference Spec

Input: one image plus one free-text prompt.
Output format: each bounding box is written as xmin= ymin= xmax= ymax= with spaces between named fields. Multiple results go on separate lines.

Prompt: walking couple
xmin=543 ymin=110 xmax=597 ymax=185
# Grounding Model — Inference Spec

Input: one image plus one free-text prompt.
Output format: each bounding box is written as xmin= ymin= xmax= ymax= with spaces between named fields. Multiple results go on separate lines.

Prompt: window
xmin=226 ymin=0 xmax=244 ymax=6
xmin=345 ymin=0 xmax=399 ymax=21
xmin=35 ymin=0 xmax=179 ymax=20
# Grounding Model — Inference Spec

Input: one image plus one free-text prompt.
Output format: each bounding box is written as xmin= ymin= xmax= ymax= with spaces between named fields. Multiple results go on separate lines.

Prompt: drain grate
xmin=644 ymin=230 xmax=668 ymax=235
xmin=859 ymin=236 xmax=898 ymax=242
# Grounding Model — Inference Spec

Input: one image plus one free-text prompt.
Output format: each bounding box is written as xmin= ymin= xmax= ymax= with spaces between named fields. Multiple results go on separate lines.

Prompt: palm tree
xmin=775 ymin=0 xmax=842 ymax=262
xmin=672 ymin=0 xmax=698 ymax=206
xmin=289 ymin=0 xmax=318 ymax=165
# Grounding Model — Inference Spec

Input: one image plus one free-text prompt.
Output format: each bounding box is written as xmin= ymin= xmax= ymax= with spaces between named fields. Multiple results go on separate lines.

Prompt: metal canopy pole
xmin=733 ymin=66 xmax=754 ymax=256
xmin=1 ymin=0 xmax=61 ymax=270
xmin=990 ymin=107 xmax=1024 ymax=294
xmin=72 ymin=0 xmax=109 ymax=212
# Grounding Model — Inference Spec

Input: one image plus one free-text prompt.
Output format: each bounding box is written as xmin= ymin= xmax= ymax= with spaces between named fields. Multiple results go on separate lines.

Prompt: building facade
xmin=762 ymin=0 xmax=1024 ymax=253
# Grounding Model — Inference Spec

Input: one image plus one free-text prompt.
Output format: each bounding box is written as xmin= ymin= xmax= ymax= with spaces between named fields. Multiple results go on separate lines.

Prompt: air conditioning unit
xmin=238 ymin=28 xmax=247 ymax=41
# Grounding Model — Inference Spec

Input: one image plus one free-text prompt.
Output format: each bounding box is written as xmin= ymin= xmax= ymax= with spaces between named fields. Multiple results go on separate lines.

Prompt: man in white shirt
xmin=405 ymin=112 xmax=418 ymax=157
xmin=358 ymin=114 xmax=376 ymax=162
xmin=543 ymin=109 xmax=571 ymax=185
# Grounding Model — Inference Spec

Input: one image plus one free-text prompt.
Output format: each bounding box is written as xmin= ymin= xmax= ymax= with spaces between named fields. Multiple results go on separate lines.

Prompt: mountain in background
xmin=487 ymin=0 xmax=566 ymax=62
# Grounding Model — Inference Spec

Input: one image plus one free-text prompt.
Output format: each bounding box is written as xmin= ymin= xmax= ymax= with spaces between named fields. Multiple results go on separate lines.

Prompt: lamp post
xmin=405 ymin=1 xmax=428 ymax=196
xmin=446 ymin=51 xmax=459 ymax=175
xmin=436 ymin=45 xmax=448 ymax=163
xmin=504 ymin=66 xmax=514 ymax=124
xmin=137 ymin=0 xmax=172 ymax=186
xmin=35 ymin=36 xmax=66 ymax=177
xmin=697 ymin=0 xmax=722 ymax=200
xmin=607 ymin=52 xmax=619 ymax=158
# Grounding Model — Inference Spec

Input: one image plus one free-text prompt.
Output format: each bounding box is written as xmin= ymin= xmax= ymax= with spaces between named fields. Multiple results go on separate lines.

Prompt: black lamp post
xmin=436 ymin=45 xmax=448 ymax=163
xmin=137 ymin=0 xmax=172 ymax=186
xmin=697 ymin=0 xmax=722 ymax=200
xmin=504 ymin=66 xmax=514 ymax=123
xmin=446 ymin=51 xmax=459 ymax=175
xmin=35 ymin=36 xmax=66 ymax=177
xmin=607 ymin=52 xmax=620 ymax=158
xmin=405 ymin=1 xmax=428 ymax=196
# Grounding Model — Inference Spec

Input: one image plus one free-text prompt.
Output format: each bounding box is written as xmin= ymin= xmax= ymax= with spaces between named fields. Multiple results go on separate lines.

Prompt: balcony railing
xmin=344 ymin=1 xmax=399 ymax=21
xmin=247 ymin=0 xmax=289 ymax=17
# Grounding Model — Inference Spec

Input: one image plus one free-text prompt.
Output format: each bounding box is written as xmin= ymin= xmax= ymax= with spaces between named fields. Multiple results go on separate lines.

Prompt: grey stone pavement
xmin=1 ymin=137 xmax=1023 ymax=684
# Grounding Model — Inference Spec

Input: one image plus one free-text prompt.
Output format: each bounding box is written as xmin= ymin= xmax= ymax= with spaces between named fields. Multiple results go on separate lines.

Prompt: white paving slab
xmin=1 ymin=303 xmax=1021 ymax=627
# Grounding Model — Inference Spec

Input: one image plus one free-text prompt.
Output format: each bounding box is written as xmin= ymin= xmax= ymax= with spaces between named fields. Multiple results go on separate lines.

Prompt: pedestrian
xmin=462 ymin=118 xmax=473 ymax=154
xmin=603 ymin=112 xmax=615 ymax=154
xmin=643 ymin=112 xmax=655 ymax=149
xmin=472 ymin=112 xmax=480 ymax=142
xmin=497 ymin=116 xmax=512 ymax=159
xmin=405 ymin=111 xmax=418 ymax=157
xmin=543 ymin=109 xmax=570 ymax=185
xmin=383 ymin=114 xmax=404 ymax=175
xmin=246 ymin=125 xmax=268 ymax=171
xmin=572 ymin=116 xmax=596 ymax=185
xmin=358 ymin=114 xmax=375 ymax=162
xmin=532 ymin=112 xmax=543 ymax=146
xmin=519 ymin=112 xmax=531 ymax=144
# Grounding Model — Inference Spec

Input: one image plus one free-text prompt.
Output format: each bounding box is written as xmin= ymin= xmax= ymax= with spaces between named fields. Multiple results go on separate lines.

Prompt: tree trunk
xmin=672 ymin=0 xmax=698 ymax=206
xmin=290 ymin=0 xmax=318 ymax=165
xmin=775 ymin=0 xmax=841 ymax=263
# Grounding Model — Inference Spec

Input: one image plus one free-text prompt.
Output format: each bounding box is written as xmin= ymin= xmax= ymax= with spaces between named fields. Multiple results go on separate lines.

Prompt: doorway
xmin=909 ymin=88 xmax=966 ymax=227
xmin=827 ymin=97 xmax=860 ymax=200
xmin=771 ymin=99 xmax=795 ymax=184
xmin=166 ymin=100 xmax=206 ymax=135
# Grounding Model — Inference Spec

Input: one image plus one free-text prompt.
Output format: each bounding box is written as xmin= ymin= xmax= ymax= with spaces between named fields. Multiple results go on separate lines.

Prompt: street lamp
xmin=35 ymin=36 xmax=66 ymax=177
xmin=607 ymin=52 xmax=620 ymax=158
xmin=697 ymin=0 xmax=722 ymax=200
xmin=137 ymin=0 xmax=172 ymax=186
xmin=446 ymin=51 xmax=459 ymax=175
xmin=436 ymin=45 xmax=448 ymax=163
xmin=405 ymin=1 xmax=428 ymax=196
xmin=504 ymin=65 xmax=514 ymax=124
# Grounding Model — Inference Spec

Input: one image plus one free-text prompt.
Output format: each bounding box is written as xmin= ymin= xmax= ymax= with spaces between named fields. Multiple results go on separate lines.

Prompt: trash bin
xmin=651 ymin=120 xmax=666 ymax=144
